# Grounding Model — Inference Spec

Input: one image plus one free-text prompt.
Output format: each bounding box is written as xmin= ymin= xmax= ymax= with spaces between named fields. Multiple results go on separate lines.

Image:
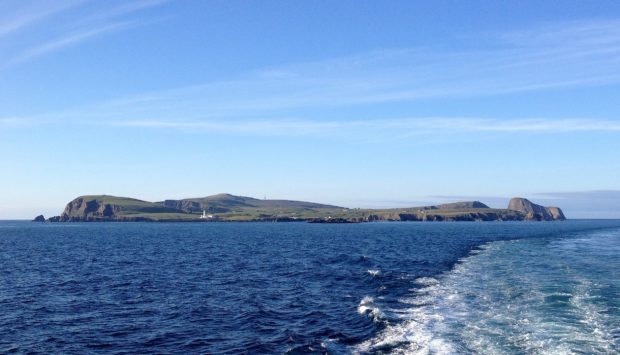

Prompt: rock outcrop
xmin=33 ymin=215 xmax=45 ymax=222
xmin=436 ymin=201 xmax=490 ymax=210
xmin=507 ymin=198 xmax=566 ymax=221
xmin=161 ymin=199 xmax=230 ymax=213
xmin=44 ymin=194 xmax=567 ymax=223
xmin=57 ymin=195 xmax=179 ymax=221
xmin=60 ymin=197 xmax=121 ymax=221
xmin=546 ymin=207 xmax=566 ymax=221
xmin=162 ymin=199 xmax=203 ymax=213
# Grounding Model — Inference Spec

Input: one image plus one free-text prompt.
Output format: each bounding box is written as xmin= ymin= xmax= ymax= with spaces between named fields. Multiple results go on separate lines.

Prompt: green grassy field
xmin=55 ymin=194 xmax=529 ymax=222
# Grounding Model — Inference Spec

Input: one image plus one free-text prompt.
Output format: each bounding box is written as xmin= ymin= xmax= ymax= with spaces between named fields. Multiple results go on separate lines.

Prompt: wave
xmin=358 ymin=296 xmax=384 ymax=323
xmin=354 ymin=229 xmax=620 ymax=354
xmin=367 ymin=269 xmax=381 ymax=277
xmin=413 ymin=277 xmax=439 ymax=286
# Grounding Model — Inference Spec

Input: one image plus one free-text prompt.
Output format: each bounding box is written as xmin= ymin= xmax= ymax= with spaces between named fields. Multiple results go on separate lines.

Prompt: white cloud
xmin=4 ymin=18 xmax=620 ymax=141
xmin=0 ymin=117 xmax=26 ymax=127
xmin=535 ymin=190 xmax=620 ymax=200
xmin=5 ymin=21 xmax=134 ymax=67
xmin=0 ymin=0 xmax=168 ymax=69
xmin=48 ymin=19 xmax=618 ymax=123
xmin=532 ymin=190 xmax=620 ymax=219
xmin=109 ymin=117 xmax=620 ymax=138
xmin=0 ymin=1 xmax=85 ymax=37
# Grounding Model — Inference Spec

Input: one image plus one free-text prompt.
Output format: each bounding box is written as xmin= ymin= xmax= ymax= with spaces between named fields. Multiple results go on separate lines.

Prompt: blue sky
xmin=1 ymin=0 xmax=620 ymax=218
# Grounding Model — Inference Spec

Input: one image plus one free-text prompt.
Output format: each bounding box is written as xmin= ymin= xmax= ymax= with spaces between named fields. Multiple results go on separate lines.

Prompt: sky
xmin=1 ymin=0 xmax=620 ymax=219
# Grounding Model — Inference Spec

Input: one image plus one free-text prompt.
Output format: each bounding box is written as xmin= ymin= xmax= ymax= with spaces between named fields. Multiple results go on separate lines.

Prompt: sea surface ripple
xmin=0 ymin=220 xmax=619 ymax=354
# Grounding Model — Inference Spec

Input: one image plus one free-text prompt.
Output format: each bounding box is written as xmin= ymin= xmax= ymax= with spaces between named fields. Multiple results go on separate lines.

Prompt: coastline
xmin=36 ymin=194 xmax=567 ymax=223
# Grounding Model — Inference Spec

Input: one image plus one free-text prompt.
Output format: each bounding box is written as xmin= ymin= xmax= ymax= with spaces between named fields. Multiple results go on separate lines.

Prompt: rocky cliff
xmin=56 ymin=195 xmax=179 ymax=221
xmin=507 ymin=198 xmax=566 ymax=221
xmin=435 ymin=201 xmax=490 ymax=210
xmin=60 ymin=197 xmax=120 ymax=221
xmin=47 ymin=194 xmax=344 ymax=222
xmin=44 ymin=194 xmax=567 ymax=222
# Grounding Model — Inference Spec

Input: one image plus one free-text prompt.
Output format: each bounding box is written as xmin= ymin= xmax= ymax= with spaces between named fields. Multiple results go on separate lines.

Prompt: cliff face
xmin=56 ymin=195 xmax=179 ymax=221
xmin=159 ymin=194 xmax=340 ymax=213
xmin=162 ymin=199 xmax=203 ymax=213
xmin=435 ymin=201 xmax=490 ymax=210
xmin=48 ymin=194 xmax=344 ymax=222
xmin=507 ymin=198 xmax=566 ymax=221
xmin=161 ymin=199 xmax=230 ymax=213
xmin=546 ymin=207 xmax=566 ymax=221
xmin=59 ymin=197 xmax=122 ymax=221
xmin=45 ymin=194 xmax=567 ymax=223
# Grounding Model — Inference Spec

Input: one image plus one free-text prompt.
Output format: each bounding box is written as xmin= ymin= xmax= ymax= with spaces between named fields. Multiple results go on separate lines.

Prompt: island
xmin=37 ymin=194 xmax=566 ymax=222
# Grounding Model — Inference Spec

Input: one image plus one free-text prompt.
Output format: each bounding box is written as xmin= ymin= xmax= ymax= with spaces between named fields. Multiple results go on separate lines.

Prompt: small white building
xmin=199 ymin=210 xmax=213 ymax=219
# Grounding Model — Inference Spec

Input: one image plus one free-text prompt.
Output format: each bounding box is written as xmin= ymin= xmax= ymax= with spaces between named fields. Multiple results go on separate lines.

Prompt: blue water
xmin=0 ymin=221 xmax=619 ymax=354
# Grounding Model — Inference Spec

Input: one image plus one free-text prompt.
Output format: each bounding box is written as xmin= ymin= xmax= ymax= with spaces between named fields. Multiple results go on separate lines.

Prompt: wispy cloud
xmin=532 ymin=190 xmax=620 ymax=218
xmin=0 ymin=117 xmax=23 ymax=126
xmin=10 ymin=113 xmax=620 ymax=142
xmin=5 ymin=21 xmax=135 ymax=67
xmin=73 ymin=0 xmax=168 ymax=27
xmin=108 ymin=117 xmax=620 ymax=138
xmin=535 ymin=190 xmax=620 ymax=200
xmin=0 ymin=0 xmax=168 ymax=68
xmin=0 ymin=1 xmax=85 ymax=38
xmin=5 ymin=18 xmax=620 ymax=142
xmin=48 ymin=19 xmax=618 ymax=123
xmin=411 ymin=118 xmax=620 ymax=132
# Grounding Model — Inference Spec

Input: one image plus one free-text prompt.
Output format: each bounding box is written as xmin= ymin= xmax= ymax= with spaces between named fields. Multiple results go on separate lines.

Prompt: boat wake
xmin=354 ymin=229 xmax=620 ymax=354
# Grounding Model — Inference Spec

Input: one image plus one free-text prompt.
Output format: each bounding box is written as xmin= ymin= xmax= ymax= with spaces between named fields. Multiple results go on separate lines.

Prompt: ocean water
xmin=0 ymin=220 xmax=618 ymax=354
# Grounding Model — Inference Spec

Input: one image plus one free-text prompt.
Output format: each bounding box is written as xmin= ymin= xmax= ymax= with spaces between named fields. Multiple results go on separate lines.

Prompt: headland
xmin=37 ymin=194 xmax=566 ymax=223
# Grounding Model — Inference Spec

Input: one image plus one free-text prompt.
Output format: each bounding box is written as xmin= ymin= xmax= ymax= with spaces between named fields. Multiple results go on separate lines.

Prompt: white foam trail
xmin=353 ymin=230 xmax=620 ymax=354
xmin=367 ymin=269 xmax=381 ymax=277
xmin=414 ymin=277 xmax=439 ymax=286
xmin=358 ymin=296 xmax=383 ymax=322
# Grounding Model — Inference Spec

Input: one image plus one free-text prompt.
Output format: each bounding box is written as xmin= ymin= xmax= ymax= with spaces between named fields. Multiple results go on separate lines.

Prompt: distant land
xmin=34 ymin=194 xmax=566 ymax=223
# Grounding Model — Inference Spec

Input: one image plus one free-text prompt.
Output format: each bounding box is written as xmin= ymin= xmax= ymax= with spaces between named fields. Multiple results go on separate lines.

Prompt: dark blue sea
xmin=1 ymin=220 xmax=619 ymax=354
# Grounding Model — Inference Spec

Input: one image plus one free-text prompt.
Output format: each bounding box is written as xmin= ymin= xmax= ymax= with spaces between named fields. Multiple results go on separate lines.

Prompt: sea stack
xmin=507 ymin=198 xmax=566 ymax=221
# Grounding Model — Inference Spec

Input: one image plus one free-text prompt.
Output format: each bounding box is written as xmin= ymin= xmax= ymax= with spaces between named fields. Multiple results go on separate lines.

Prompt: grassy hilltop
xmin=44 ymin=194 xmax=565 ymax=222
xmin=51 ymin=194 xmax=347 ymax=222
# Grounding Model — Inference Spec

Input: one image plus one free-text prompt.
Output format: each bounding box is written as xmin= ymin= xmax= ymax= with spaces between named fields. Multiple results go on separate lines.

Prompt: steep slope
xmin=160 ymin=193 xmax=341 ymax=213
xmin=507 ymin=198 xmax=566 ymax=221
xmin=58 ymin=195 xmax=182 ymax=221
xmin=546 ymin=207 xmax=566 ymax=220
xmin=45 ymin=194 xmax=566 ymax=222
xmin=53 ymin=194 xmax=344 ymax=222
xmin=435 ymin=201 xmax=490 ymax=210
